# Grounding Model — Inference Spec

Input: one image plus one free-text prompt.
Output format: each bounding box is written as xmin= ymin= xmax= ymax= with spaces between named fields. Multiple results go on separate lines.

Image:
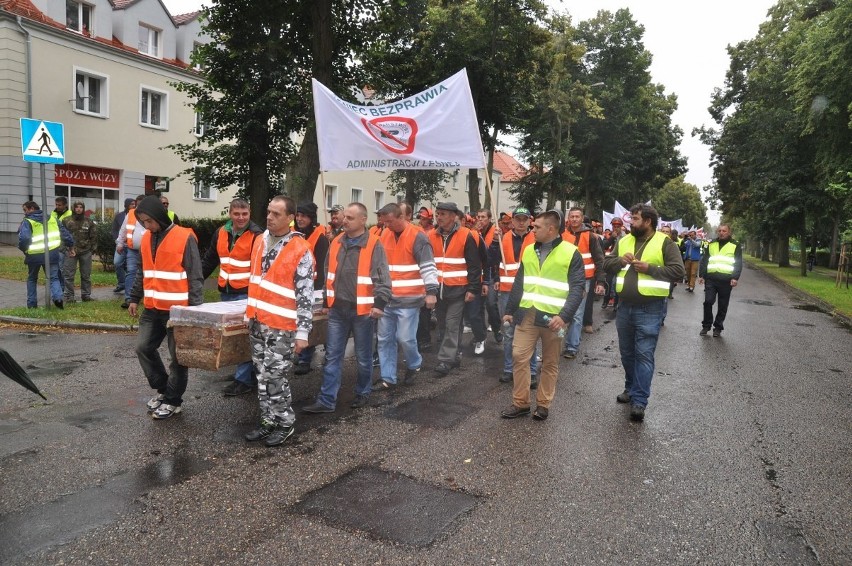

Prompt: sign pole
xmin=39 ymin=163 xmax=52 ymax=310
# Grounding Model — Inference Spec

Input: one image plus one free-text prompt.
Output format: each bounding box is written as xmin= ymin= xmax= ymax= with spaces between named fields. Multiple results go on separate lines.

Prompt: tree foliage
xmin=651 ymin=175 xmax=707 ymax=228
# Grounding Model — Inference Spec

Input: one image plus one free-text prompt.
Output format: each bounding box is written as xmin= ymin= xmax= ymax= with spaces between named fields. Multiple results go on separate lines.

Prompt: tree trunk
xmin=404 ymin=172 xmax=416 ymax=205
xmin=800 ymin=241 xmax=807 ymax=276
xmin=468 ymin=168 xmax=481 ymax=212
xmin=829 ymin=214 xmax=839 ymax=269
xmin=285 ymin=125 xmax=320 ymax=205
xmin=777 ymin=231 xmax=790 ymax=267
xmin=248 ymin=155 xmax=269 ymax=227
xmin=761 ymin=238 xmax=771 ymax=261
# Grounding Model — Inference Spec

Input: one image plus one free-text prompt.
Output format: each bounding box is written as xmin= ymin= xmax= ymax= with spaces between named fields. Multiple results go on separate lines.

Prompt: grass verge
xmin=745 ymin=256 xmax=852 ymax=319
xmin=0 ymin=256 xmax=117 ymax=287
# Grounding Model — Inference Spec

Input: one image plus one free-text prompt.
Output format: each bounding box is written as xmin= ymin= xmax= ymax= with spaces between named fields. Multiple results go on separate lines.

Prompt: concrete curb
xmin=0 ymin=315 xmax=137 ymax=332
xmin=745 ymin=262 xmax=852 ymax=327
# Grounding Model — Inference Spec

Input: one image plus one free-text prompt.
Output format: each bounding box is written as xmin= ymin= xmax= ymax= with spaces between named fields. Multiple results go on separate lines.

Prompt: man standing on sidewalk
xmin=303 ymin=203 xmax=391 ymax=413
xmin=61 ymin=201 xmax=96 ymax=303
xmin=128 ymin=196 xmax=204 ymax=420
xmin=18 ymin=201 xmax=74 ymax=309
xmin=373 ymin=203 xmax=438 ymax=390
xmin=429 ymin=202 xmax=482 ymax=377
xmin=698 ymin=224 xmax=742 ymax=338
xmin=500 ymin=210 xmax=585 ymax=421
xmin=561 ymin=207 xmax=606 ymax=359
xmin=603 ymin=204 xmax=684 ymax=422
xmin=202 ymin=198 xmax=263 ymax=396
xmin=244 ymin=196 xmax=314 ymax=446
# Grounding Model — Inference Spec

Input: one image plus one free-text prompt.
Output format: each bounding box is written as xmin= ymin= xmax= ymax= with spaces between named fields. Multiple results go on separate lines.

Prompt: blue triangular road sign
xmin=21 ymin=118 xmax=65 ymax=164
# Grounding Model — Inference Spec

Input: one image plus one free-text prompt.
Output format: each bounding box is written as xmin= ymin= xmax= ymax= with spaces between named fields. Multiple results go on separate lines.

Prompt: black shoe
xmin=302 ymin=402 xmax=334 ymax=414
xmin=401 ymin=367 xmax=421 ymax=386
xmin=713 ymin=329 xmax=722 ymax=337
xmin=616 ymin=390 xmax=631 ymax=404
xmin=264 ymin=425 xmax=295 ymax=447
xmin=371 ymin=379 xmax=394 ymax=393
xmin=351 ymin=394 xmax=369 ymax=409
xmin=53 ymin=299 xmax=64 ymax=309
xmin=499 ymin=371 xmax=513 ymax=383
xmin=500 ymin=405 xmax=531 ymax=419
xmin=630 ymin=404 xmax=646 ymax=422
xmin=245 ymin=420 xmax=276 ymax=442
xmin=435 ymin=362 xmax=451 ymax=377
xmin=223 ymin=381 xmax=254 ymax=396
xmin=562 ymin=349 xmax=577 ymax=360
xmin=530 ymin=374 xmax=539 ymax=390
xmin=699 ymin=328 xmax=709 ymax=336
xmin=113 ymin=286 xmax=124 ymax=294
xmin=494 ymin=331 xmax=504 ymax=344
xmin=82 ymin=296 xmax=94 ymax=302
xmin=533 ymin=407 xmax=549 ymax=421
xmin=293 ymin=362 xmax=312 ymax=376
xmin=120 ymin=300 xmax=130 ymax=309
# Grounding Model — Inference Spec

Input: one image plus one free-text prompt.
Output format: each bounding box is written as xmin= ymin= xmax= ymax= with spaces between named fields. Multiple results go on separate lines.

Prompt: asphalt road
xmin=0 ymin=264 xmax=849 ymax=565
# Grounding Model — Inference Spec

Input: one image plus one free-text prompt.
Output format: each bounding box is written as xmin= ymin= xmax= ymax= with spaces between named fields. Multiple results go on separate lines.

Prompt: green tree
xmin=169 ymin=0 xmax=381 ymax=224
xmin=384 ymin=170 xmax=451 ymax=206
xmin=652 ymin=175 xmax=707 ymax=228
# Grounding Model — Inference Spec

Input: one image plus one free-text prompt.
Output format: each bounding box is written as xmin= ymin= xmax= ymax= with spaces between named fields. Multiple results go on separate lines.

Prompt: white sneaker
xmin=146 ymin=394 xmax=165 ymax=412
xmin=474 ymin=341 xmax=485 ymax=355
xmin=152 ymin=403 xmax=182 ymax=420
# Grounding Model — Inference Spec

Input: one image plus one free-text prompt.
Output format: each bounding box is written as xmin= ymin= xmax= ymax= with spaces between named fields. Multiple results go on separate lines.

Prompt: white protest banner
xmin=312 ymin=69 xmax=486 ymax=171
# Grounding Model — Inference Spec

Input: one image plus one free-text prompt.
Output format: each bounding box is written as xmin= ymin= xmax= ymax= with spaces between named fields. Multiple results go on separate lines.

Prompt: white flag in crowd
xmin=312 ymin=69 xmax=486 ymax=172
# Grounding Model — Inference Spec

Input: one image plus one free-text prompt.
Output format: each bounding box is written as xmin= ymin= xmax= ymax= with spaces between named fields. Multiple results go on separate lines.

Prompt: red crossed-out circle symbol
xmin=361 ymin=117 xmax=418 ymax=155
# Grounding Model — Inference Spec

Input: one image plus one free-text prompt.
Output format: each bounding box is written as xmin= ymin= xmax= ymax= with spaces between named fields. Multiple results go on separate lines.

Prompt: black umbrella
xmin=0 ymin=347 xmax=47 ymax=400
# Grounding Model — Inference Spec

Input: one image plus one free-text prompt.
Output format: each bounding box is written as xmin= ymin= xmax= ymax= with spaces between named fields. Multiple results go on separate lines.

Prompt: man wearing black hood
xmin=293 ymin=202 xmax=329 ymax=375
xmin=128 ymin=196 xmax=204 ymax=420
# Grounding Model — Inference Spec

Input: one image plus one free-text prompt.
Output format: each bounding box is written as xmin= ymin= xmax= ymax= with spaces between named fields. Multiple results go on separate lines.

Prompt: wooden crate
xmin=172 ymin=323 xmax=250 ymax=371
xmin=171 ymin=313 xmax=328 ymax=371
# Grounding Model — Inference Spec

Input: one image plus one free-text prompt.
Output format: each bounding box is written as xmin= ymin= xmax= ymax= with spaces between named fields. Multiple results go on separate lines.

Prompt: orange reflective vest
xmin=562 ymin=230 xmax=595 ymax=280
xmin=327 ymin=233 xmax=378 ymax=315
xmin=246 ymin=235 xmax=311 ymax=330
xmin=125 ymin=209 xmax=139 ymax=250
xmin=430 ymin=226 xmax=472 ymax=287
xmin=381 ymin=223 xmax=426 ymax=298
xmin=140 ymin=226 xmax=196 ymax=311
xmin=216 ymin=227 xmax=255 ymax=291
xmin=482 ymin=224 xmax=496 ymax=249
xmin=499 ymin=231 xmax=535 ymax=292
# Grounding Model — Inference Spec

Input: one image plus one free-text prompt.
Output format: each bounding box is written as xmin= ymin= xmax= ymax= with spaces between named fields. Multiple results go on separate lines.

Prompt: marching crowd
xmin=17 ymin=195 xmax=742 ymax=446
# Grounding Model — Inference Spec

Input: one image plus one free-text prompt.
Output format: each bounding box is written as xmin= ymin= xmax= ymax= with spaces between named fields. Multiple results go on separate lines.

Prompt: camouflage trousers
xmin=248 ymin=320 xmax=296 ymax=427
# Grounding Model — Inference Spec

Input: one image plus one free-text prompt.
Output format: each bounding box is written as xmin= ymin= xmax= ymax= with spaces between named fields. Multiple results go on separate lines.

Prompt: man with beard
xmin=603 ymin=204 xmax=684 ymax=422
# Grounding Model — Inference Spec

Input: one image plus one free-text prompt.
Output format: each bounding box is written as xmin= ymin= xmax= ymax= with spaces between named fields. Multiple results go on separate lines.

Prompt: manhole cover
xmin=292 ymin=466 xmax=478 ymax=546
xmin=385 ymin=396 xmax=475 ymax=429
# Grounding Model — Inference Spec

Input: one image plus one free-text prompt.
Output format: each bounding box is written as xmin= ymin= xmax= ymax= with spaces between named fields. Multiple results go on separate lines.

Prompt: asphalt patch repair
xmin=292 ymin=466 xmax=478 ymax=547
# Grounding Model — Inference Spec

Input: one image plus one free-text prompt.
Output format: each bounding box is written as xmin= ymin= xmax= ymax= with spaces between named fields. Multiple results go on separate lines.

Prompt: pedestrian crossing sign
xmin=20 ymin=118 xmax=65 ymax=164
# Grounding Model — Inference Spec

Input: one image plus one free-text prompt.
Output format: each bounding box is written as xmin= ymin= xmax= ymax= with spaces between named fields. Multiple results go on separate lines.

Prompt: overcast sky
xmin=163 ymin=0 xmax=777 ymax=219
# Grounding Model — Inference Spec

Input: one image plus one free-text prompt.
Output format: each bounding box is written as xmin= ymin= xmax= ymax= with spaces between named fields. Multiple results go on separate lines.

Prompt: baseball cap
xmin=512 ymin=206 xmax=531 ymax=218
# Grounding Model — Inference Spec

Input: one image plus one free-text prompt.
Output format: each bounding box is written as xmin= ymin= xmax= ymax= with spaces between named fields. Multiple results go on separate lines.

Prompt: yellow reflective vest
xmin=25 ymin=216 xmax=61 ymax=254
xmin=519 ymin=240 xmax=578 ymax=315
xmin=615 ymin=232 xmax=670 ymax=297
xmin=707 ymin=241 xmax=737 ymax=275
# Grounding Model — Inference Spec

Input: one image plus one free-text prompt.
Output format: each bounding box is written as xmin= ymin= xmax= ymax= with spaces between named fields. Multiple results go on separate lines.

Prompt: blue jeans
xmin=124 ymin=249 xmax=141 ymax=302
xmin=377 ymin=306 xmax=422 ymax=384
xmin=113 ymin=248 xmax=127 ymax=290
xmin=563 ymin=279 xmax=590 ymax=353
xmin=615 ymin=300 xmax=665 ymax=408
xmin=316 ymin=307 xmax=374 ymax=409
xmin=26 ymin=259 xmax=63 ymax=308
xmin=220 ymin=292 xmax=256 ymax=385
xmin=463 ymin=293 xmax=487 ymax=343
xmin=498 ymin=292 xmax=538 ymax=375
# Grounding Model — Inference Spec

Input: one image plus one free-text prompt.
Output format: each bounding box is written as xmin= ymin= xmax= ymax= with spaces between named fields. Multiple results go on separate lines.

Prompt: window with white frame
xmin=374 ymin=190 xmax=385 ymax=211
xmin=140 ymin=86 xmax=168 ymax=129
xmin=66 ymin=1 xmax=93 ymax=35
xmin=74 ymin=69 xmax=107 ymax=117
xmin=194 ymin=111 xmax=206 ymax=137
xmin=325 ymin=185 xmax=337 ymax=210
xmin=192 ymin=42 xmax=203 ymax=71
xmin=193 ymin=166 xmax=215 ymax=201
xmin=452 ymin=171 xmax=458 ymax=188
xmin=138 ymin=24 xmax=161 ymax=57
xmin=351 ymin=187 xmax=363 ymax=204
